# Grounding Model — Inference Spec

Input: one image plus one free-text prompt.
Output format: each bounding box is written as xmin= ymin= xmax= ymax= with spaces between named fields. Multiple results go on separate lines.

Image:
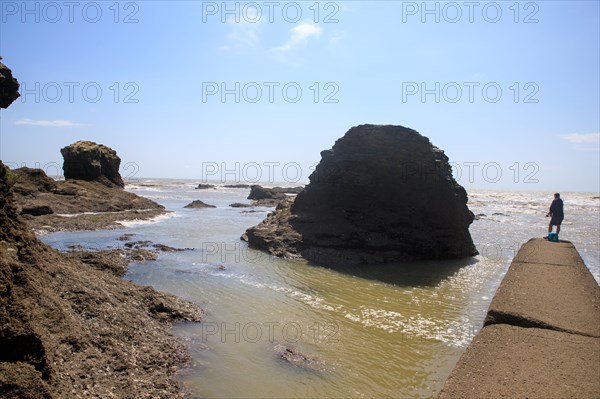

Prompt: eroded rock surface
xmin=0 ymin=58 xmax=20 ymax=108
xmin=61 ymin=141 xmax=125 ymax=188
xmin=11 ymin=167 xmax=165 ymax=232
xmin=184 ymin=200 xmax=216 ymax=209
xmin=245 ymin=124 xmax=477 ymax=266
xmin=0 ymin=161 xmax=202 ymax=398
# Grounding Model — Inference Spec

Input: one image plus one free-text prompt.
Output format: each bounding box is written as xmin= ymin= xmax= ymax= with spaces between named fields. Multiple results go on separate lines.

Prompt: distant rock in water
xmin=195 ymin=184 xmax=215 ymax=190
xmin=184 ymin=200 xmax=216 ymax=209
xmin=230 ymin=202 xmax=252 ymax=208
xmin=244 ymin=124 xmax=477 ymax=266
xmin=61 ymin=141 xmax=125 ymax=188
xmin=0 ymin=57 xmax=20 ymax=108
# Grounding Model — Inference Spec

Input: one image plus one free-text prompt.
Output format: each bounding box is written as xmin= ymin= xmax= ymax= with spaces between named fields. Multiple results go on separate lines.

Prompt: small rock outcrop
xmin=247 ymin=185 xmax=304 ymax=207
xmin=230 ymin=202 xmax=252 ymax=208
xmin=184 ymin=200 xmax=216 ymax=209
xmin=248 ymin=185 xmax=303 ymax=200
xmin=195 ymin=184 xmax=215 ymax=190
xmin=245 ymin=124 xmax=477 ymax=266
xmin=248 ymin=185 xmax=288 ymax=201
xmin=0 ymin=57 xmax=20 ymax=108
xmin=61 ymin=141 xmax=125 ymax=188
xmin=275 ymin=344 xmax=322 ymax=371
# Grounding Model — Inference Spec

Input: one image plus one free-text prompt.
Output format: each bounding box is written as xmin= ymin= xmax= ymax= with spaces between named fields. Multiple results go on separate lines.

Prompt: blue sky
xmin=1 ymin=1 xmax=598 ymax=191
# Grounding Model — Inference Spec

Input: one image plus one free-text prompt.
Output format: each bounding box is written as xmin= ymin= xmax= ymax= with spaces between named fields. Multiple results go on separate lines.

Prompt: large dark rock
xmin=245 ymin=124 xmax=477 ymax=266
xmin=0 ymin=58 xmax=20 ymax=108
xmin=61 ymin=141 xmax=125 ymax=188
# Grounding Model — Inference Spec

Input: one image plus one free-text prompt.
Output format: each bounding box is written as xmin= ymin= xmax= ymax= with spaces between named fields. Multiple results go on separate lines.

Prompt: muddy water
xmin=42 ymin=183 xmax=599 ymax=398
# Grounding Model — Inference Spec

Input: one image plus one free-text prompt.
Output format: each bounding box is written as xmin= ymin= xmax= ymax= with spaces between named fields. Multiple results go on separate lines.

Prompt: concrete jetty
xmin=438 ymin=238 xmax=600 ymax=399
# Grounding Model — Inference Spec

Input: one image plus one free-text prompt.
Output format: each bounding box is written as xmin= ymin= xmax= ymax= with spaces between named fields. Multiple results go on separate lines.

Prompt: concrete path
xmin=438 ymin=238 xmax=600 ymax=399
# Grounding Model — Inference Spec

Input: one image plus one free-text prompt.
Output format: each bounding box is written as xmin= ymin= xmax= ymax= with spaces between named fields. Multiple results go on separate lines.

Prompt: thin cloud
xmin=16 ymin=118 xmax=86 ymax=128
xmin=274 ymin=22 xmax=322 ymax=51
xmin=220 ymin=17 xmax=261 ymax=51
xmin=560 ymin=133 xmax=600 ymax=151
xmin=560 ymin=133 xmax=600 ymax=143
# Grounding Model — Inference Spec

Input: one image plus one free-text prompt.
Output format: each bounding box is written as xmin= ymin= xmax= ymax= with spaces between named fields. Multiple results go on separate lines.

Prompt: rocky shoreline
xmin=10 ymin=146 xmax=167 ymax=234
xmin=1 ymin=161 xmax=203 ymax=398
xmin=1 ymin=63 xmax=205 ymax=398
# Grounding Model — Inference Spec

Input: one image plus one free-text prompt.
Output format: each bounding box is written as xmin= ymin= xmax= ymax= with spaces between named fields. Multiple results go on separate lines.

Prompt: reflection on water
xmin=41 ymin=182 xmax=600 ymax=398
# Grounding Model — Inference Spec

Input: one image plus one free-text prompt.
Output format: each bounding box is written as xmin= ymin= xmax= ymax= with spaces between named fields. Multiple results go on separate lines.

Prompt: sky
xmin=0 ymin=0 xmax=598 ymax=192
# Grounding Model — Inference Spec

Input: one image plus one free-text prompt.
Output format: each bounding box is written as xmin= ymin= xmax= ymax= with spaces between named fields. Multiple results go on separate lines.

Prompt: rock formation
xmin=184 ymin=200 xmax=216 ymax=209
xmin=248 ymin=185 xmax=303 ymax=200
xmin=0 ymin=63 xmax=202 ymax=396
xmin=248 ymin=185 xmax=288 ymax=201
xmin=1 ymin=63 xmax=161 ymax=232
xmin=245 ymin=124 xmax=477 ymax=266
xmin=1 ymin=161 xmax=202 ymax=397
xmin=0 ymin=57 xmax=20 ymax=108
xmin=11 ymin=167 xmax=165 ymax=232
xmin=247 ymin=185 xmax=304 ymax=207
xmin=61 ymin=141 xmax=125 ymax=187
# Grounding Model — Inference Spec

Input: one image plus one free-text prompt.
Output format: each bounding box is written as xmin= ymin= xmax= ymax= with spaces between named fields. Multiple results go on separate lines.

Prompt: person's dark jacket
xmin=549 ymin=198 xmax=564 ymax=217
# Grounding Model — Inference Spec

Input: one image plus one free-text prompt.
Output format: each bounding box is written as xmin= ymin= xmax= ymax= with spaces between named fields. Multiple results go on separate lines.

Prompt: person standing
xmin=546 ymin=193 xmax=564 ymax=236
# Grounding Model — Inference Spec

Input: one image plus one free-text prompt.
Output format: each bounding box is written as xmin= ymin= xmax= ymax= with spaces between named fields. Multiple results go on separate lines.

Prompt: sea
xmin=40 ymin=179 xmax=600 ymax=398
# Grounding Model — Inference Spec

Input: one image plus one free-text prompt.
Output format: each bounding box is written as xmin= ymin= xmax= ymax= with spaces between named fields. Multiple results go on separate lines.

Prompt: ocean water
xmin=41 ymin=180 xmax=600 ymax=398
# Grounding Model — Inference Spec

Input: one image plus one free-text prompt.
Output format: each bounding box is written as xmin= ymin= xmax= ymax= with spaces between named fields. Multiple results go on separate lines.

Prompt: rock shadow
xmin=305 ymin=256 xmax=479 ymax=287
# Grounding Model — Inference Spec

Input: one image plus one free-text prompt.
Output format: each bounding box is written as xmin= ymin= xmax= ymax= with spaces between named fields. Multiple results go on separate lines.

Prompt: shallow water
xmin=41 ymin=181 xmax=600 ymax=398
